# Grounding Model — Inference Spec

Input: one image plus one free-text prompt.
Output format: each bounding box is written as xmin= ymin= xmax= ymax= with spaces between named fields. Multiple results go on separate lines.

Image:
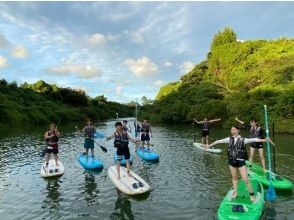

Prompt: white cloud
xmin=237 ymin=38 xmax=245 ymax=43
xmin=0 ymin=55 xmax=8 ymax=68
xmin=124 ymin=56 xmax=158 ymax=77
xmin=154 ymin=80 xmax=164 ymax=87
xmin=47 ymin=61 xmax=102 ymax=79
xmin=11 ymin=45 xmax=29 ymax=59
xmin=0 ymin=34 xmax=11 ymax=49
xmin=88 ymin=33 xmax=107 ymax=45
xmin=163 ymin=62 xmax=173 ymax=67
xmin=131 ymin=32 xmax=144 ymax=44
xmin=115 ymin=86 xmax=123 ymax=95
xmin=179 ymin=61 xmax=195 ymax=74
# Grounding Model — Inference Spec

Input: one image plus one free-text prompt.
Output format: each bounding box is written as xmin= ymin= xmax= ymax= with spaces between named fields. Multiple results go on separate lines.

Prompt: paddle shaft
xmin=264 ymin=105 xmax=273 ymax=182
xmin=272 ymin=122 xmax=276 ymax=173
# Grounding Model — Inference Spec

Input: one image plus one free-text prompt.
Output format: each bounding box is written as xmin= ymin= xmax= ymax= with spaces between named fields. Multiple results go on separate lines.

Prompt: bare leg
xmin=45 ymin=153 xmax=50 ymax=165
xmin=116 ymin=161 xmax=121 ymax=180
xmin=126 ymin=160 xmax=131 ymax=177
xmin=229 ymin=165 xmax=238 ymax=199
xmin=53 ymin=153 xmax=59 ymax=166
xmin=249 ymin=147 xmax=255 ymax=165
xmin=147 ymin=141 xmax=150 ymax=151
xmin=239 ymin=166 xmax=255 ymax=202
xmin=205 ymin=135 xmax=209 ymax=145
xmin=91 ymin=148 xmax=94 ymax=157
xmin=201 ymin=137 xmax=204 ymax=144
xmin=258 ymin=148 xmax=266 ymax=172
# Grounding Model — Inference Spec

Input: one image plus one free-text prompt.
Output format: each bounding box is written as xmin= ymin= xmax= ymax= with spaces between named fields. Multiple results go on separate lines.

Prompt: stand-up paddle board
xmin=114 ymin=153 xmax=133 ymax=166
xmin=246 ymin=161 xmax=293 ymax=190
xmin=137 ymin=146 xmax=159 ymax=162
xmin=108 ymin=166 xmax=150 ymax=195
xmin=41 ymin=158 xmax=64 ymax=178
xmin=78 ymin=153 xmax=103 ymax=170
xmin=193 ymin=142 xmax=222 ymax=154
xmin=218 ymin=178 xmax=265 ymax=220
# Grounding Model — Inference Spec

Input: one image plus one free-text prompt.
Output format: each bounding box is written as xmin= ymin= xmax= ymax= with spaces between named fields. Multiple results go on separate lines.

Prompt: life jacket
xmin=249 ymin=127 xmax=263 ymax=138
xmin=114 ymin=131 xmax=129 ymax=148
xmin=202 ymin=122 xmax=209 ymax=131
xmin=122 ymin=125 xmax=128 ymax=132
xmin=84 ymin=126 xmax=95 ymax=138
xmin=46 ymin=131 xmax=59 ymax=145
xmin=141 ymin=123 xmax=150 ymax=133
xmin=227 ymin=137 xmax=247 ymax=162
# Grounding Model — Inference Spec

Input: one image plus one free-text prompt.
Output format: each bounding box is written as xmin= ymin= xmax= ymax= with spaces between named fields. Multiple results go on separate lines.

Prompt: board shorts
xmin=117 ymin=146 xmax=130 ymax=161
xmin=228 ymin=159 xmax=246 ymax=168
xmin=84 ymin=138 xmax=94 ymax=149
xmin=250 ymin=142 xmax=263 ymax=149
xmin=46 ymin=145 xmax=59 ymax=154
xmin=202 ymin=130 xmax=209 ymax=137
xmin=141 ymin=133 xmax=150 ymax=142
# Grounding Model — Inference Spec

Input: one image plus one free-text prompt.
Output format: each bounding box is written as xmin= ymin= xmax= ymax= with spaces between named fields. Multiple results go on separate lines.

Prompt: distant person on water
xmin=235 ymin=117 xmax=274 ymax=172
xmin=82 ymin=120 xmax=96 ymax=157
xmin=122 ymin=120 xmax=132 ymax=133
xmin=141 ymin=118 xmax=152 ymax=150
xmin=206 ymin=125 xmax=271 ymax=202
xmin=106 ymin=121 xmax=139 ymax=180
xmin=134 ymin=121 xmax=141 ymax=138
xmin=193 ymin=117 xmax=221 ymax=145
xmin=44 ymin=123 xmax=60 ymax=167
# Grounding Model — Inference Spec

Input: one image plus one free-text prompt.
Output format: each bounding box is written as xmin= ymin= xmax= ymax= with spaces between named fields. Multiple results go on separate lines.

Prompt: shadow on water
xmin=110 ymin=190 xmax=135 ymax=220
xmin=42 ymin=178 xmax=62 ymax=210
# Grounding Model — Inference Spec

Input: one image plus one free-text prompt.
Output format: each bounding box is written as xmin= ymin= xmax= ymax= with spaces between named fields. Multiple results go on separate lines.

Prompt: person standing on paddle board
xmin=193 ymin=117 xmax=221 ymax=145
xmin=122 ymin=120 xmax=132 ymax=133
xmin=235 ymin=117 xmax=274 ymax=172
xmin=106 ymin=122 xmax=139 ymax=180
xmin=44 ymin=123 xmax=60 ymax=167
xmin=81 ymin=120 xmax=96 ymax=157
xmin=140 ymin=118 xmax=153 ymax=151
xmin=134 ymin=121 xmax=141 ymax=138
xmin=207 ymin=125 xmax=271 ymax=202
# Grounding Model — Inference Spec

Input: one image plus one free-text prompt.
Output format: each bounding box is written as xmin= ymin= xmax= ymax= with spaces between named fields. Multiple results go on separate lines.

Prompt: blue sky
xmin=0 ymin=2 xmax=293 ymax=102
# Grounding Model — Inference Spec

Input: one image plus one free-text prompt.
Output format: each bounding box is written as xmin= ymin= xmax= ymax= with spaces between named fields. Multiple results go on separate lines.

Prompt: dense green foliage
xmin=0 ymin=79 xmax=134 ymax=126
xmin=141 ymin=28 xmax=294 ymax=133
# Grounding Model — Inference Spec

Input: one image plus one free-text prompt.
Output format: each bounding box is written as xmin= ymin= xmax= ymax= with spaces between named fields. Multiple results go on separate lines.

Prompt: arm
xmin=235 ymin=117 xmax=245 ymax=125
xmin=244 ymin=137 xmax=274 ymax=145
xmin=106 ymin=133 xmax=115 ymax=141
xmin=208 ymin=118 xmax=221 ymax=123
xmin=193 ymin=118 xmax=203 ymax=124
xmin=127 ymin=133 xmax=140 ymax=143
xmin=207 ymin=138 xmax=230 ymax=148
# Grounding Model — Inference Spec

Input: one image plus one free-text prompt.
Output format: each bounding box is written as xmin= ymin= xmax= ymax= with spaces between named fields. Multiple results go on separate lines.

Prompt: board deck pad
xmin=108 ymin=166 xmax=150 ymax=195
xmin=40 ymin=158 xmax=64 ymax=178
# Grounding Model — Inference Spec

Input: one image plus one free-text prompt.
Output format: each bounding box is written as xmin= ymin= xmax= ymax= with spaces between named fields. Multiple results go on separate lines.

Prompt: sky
xmin=0 ymin=2 xmax=293 ymax=103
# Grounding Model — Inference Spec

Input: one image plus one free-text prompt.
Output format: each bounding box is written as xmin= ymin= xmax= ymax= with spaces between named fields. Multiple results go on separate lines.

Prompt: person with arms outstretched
xmin=193 ymin=117 xmax=221 ymax=145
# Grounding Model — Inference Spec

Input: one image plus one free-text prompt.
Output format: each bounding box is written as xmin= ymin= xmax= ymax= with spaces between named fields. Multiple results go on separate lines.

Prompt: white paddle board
xmin=40 ymin=158 xmax=64 ymax=178
xmin=193 ymin=142 xmax=222 ymax=154
xmin=108 ymin=166 xmax=150 ymax=195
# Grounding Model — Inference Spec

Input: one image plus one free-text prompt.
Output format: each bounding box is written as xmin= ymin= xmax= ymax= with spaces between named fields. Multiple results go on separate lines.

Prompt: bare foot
xmin=250 ymin=196 xmax=256 ymax=202
xmin=117 ymin=176 xmax=120 ymax=180
xmin=232 ymin=190 xmax=238 ymax=199
xmin=127 ymin=171 xmax=132 ymax=177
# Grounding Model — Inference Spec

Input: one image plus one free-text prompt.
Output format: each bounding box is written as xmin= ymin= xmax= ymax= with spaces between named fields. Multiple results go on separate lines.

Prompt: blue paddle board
xmin=78 ymin=153 xmax=103 ymax=170
xmin=137 ymin=146 xmax=159 ymax=162
xmin=114 ymin=153 xmax=133 ymax=166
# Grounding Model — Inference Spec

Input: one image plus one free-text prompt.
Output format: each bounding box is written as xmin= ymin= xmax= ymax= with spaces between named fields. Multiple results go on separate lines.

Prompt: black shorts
xmin=141 ymin=133 xmax=150 ymax=142
xmin=46 ymin=146 xmax=59 ymax=154
xmin=228 ymin=159 xmax=246 ymax=168
xmin=117 ymin=146 xmax=130 ymax=161
xmin=251 ymin=143 xmax=263 ymax=149
xmin=202 ymin=130 xmax=209 ymax=137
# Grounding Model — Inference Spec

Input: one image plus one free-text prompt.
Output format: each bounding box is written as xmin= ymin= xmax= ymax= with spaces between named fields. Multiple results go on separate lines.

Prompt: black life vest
xmin=46 ymin=131 xmax=59 ymax=143
xmin=202 ymin=122 xmax=209 ymax=131
xmin=141 ymin=123 xmax=150 ymax=133
xmin=122 ymin=126 xmax=128 ymax=132
xmin=249 ymin=127 xmax=263 ymax=138
xmin=114 ymin=131 xmax=129 ymax=148
xmin=84 ymin=126 xmax=95 ymax=138
xmin=227 ymin=137 xmax=247 ymax=162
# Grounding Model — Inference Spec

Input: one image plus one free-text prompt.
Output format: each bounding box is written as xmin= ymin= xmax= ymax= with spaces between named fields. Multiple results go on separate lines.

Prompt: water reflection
xmin=110 ymin=190 xmax=134 ymax=220
xmin=42 ymin=179 xmax=61 ymax=210
xmin=84 ymin=173 xmax=99 ymax=205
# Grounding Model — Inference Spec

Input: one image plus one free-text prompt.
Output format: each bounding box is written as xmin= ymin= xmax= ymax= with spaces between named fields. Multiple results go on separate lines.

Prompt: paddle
xmin=192 ymin=120 xmax=196 ymax=142
xmin=272 ymin=122 xmax=276 ymax=173
xmin=75 ymin=126 xmax=107 ymax=153
xmin=264 ymin=105 xmax=276 ymax=201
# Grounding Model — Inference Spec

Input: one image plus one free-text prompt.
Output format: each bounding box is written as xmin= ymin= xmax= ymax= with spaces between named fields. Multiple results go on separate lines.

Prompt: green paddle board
xmin=246 ymin=161 xmax=293 ymax=190
xmin=218 ymin=178 xmax=264 ymax=220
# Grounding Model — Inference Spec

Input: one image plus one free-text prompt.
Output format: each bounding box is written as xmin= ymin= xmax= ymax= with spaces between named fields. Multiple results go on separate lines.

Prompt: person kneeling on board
xmin=44 ymin=123 xmax=60 ymax=167
xmin=107 ymin=122 xmax=139 ymax=180
xmin=206 ymin=125 xmax=271 ymax=202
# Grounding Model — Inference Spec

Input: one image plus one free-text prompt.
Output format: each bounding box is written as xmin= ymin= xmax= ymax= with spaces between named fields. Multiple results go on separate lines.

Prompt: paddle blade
xmin=266 ymin=185 xmax=277 ymax=201
xmin=100 ymin=145 xmax=107 ymax=153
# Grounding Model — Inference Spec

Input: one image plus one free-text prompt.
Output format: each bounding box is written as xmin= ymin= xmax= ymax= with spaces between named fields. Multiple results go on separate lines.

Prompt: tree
xmin=141 ymin=96 xmax=153 ymax=106
xmin=210 ymin=27 xmax=237 ymax=51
